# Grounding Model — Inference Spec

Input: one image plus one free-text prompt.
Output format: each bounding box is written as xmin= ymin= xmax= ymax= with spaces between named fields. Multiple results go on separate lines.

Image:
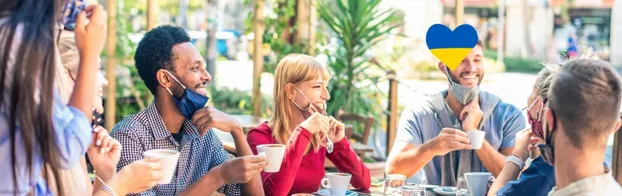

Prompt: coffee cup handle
xmin=321 ymin=178 xmax=330 ymax=189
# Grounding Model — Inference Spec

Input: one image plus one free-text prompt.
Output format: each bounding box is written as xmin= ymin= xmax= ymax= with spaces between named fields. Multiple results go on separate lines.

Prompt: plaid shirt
xmin=111 ymin=103 xmax=241 ymax=196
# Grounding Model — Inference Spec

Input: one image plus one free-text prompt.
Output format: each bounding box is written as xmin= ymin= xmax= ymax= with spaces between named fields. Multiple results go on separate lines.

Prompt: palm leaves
xmin=317 ymin=0 xmax=403 ymax=117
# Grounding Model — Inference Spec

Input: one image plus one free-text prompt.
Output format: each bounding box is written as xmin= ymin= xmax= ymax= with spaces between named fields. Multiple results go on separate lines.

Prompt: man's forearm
xmin=475 ymin=141 xmax=510 ymax=176
xmin=386 ymin=142 xmax=436 ymax=177
xmin=487 ymin=162 xmax=522 ymax=196
xmin=231 ymin=128 xmax=252 ymax=156
xmin=178 ymin=166 xmax=225 ymax=196
xmin=231 ymin=128 xmax=265 ymax=196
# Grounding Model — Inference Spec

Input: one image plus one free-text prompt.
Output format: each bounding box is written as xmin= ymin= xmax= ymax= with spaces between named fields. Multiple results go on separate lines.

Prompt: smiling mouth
xmin=460 ymin=74 xmax=480 ymax=81
xmin=195 ymin=87 xmax=208 ymax=96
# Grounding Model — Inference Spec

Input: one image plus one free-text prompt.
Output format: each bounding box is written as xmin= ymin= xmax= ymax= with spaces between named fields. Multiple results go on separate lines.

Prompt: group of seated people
xmin=1 ymin=1 xmax=621 ymax=196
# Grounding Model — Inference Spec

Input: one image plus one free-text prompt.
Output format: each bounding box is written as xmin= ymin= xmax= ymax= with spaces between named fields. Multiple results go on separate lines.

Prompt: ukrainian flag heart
xmin=426 ymin=24 xmax=479 ymax=70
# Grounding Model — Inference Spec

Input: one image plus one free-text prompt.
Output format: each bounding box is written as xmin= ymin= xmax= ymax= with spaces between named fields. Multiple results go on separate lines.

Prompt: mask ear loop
xmin=292 ymin=87 xmax=313 ymax=111
xmin=163 ymin=70 xmax=187 ymax=89
xmin=163 ymin=70 xmax=186 ymax=96
xmin=536 ymin=97 xmax=544 ymax=121
xmin=525 ymin=96 xmax=541 ymax=119
xmin=443 ymin=65 xmax=454 ymax=86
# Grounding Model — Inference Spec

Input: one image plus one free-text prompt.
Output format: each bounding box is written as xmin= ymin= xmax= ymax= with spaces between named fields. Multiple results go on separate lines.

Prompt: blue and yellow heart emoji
xmin=426 ymin=24 xmax=479 ymax=70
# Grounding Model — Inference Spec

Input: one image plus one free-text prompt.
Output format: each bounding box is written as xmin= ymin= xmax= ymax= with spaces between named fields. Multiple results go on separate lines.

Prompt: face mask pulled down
xmin=165 ymin=71 xmax=209 ymax=119
xmin=291 ymin=87 xmax=326 ymax=118
xmin=526 ymin=97 xmax=545 ymax=139
xmin=443 ymin=65 xmax=479 ymax=105
xmin=538 ymin=110 xmax=556 ymax=166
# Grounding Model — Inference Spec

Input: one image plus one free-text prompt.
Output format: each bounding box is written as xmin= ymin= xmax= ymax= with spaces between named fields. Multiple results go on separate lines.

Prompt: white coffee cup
xmin=321 ymin=172 xmax=352 ymax=196
xmin=465 ymin=172 xmax=494 ymax=196
xmin=467 ymin=130 xmax=486 ymax=149
xmin=142 ymin=149 xmax=180 ymax=184
xmin=256 ymin=144 xmax=286 ymax=173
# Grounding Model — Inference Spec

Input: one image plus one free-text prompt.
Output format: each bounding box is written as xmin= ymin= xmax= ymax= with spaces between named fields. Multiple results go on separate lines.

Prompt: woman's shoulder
xmin=247 ymin=121 xmax=277 ymax=144
xmin=248 ymin=121 xmax=273 ymax=135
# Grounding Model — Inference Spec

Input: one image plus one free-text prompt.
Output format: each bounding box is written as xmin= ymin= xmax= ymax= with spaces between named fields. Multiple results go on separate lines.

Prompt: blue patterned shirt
xmin=111 ymin=103 xmax=241 ymax=196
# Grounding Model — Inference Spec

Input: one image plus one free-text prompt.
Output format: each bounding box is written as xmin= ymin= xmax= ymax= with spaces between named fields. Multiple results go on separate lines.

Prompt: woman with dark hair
xmin=0 ymin=0 xmax=103 ymax=194
xmin=0 ymin=1 xmax=159 ymax=195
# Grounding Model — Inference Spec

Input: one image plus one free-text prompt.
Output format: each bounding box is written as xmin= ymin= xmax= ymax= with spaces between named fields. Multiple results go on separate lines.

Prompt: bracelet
xmin=505 ymin=154 xmax=525 ymax=170
xmin=95 ymin=173 xmax=117 ymax=196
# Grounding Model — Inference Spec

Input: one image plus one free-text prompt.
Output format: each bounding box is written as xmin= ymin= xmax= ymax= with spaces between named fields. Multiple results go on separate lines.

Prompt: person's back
xmin=0 ymin=1 xmax=111 ymax=195
xmin=544 ymin=59 xmax=622 ymax=196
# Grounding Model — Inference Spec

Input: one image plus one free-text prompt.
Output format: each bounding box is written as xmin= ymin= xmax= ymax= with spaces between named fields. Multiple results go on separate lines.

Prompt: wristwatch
xmin=505 ymin=154 xmax=525 ymax=170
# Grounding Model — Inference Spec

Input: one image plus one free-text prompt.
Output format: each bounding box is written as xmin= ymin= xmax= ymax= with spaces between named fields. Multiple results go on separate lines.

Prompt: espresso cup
xmin=142 ymin=149 xmax=180 ymax=184
xmin=256 ymin=144 xmax=286 ymax=172
xmin=321 ymin=172 xmax=352 ymax=196
xmin=467 ymin=130 xmax=486 ymax=149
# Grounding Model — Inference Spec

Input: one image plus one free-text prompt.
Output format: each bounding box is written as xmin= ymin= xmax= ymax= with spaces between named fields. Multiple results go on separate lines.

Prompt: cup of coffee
xmin=467 ymin=130 xmax=486 ymax=149
xmin=142 ymin=149 xmax=180 ymax=184
xmin=321 ymin=173 xmax=352 ymax=196
xmin=256 ymin=144 xmax=286 ymax=173
xmin=464 ymin=172 xmax=494 ymax=196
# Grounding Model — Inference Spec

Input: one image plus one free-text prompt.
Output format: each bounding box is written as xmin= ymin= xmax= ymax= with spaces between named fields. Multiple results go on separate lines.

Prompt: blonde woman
xmin=486 ymin=52 xmax=605 ymax=196
xmin=247 ymin=54 xmax=371 ymax=195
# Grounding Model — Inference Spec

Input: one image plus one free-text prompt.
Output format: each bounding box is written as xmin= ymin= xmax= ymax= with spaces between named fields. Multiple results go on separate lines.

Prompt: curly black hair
xmin=134 ymin=25 xmax=191 ymax=95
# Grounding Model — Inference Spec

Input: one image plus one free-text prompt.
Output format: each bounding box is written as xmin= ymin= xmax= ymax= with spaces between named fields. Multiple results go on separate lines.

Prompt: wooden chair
xmin=337 ymin=110 xmax=374 ymax=145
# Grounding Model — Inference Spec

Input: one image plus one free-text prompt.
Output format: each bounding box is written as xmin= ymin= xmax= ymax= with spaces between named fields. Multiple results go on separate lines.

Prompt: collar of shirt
xmin=548 ymin=166 xmax=616 ymax=196
xmin=146 ymin=103 xmax=200 ymax=144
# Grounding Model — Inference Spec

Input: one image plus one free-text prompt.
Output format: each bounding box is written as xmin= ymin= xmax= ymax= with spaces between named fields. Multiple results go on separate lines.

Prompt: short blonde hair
xmin=269 ymin=54 xmax=330 ymax=151
xmin=534 ymin=50 xmax=601 ymax=100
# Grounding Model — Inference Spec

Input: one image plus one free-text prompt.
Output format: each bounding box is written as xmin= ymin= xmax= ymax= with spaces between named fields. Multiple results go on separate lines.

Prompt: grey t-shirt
xmin=395 ymin=90 xmax=526 ymax=185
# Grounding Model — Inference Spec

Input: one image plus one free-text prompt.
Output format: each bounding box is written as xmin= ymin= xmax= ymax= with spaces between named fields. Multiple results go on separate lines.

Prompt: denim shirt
xmin=0 ymin=92 xmax=92 ymax=195
xmin=497 ymin=157 xmax=556 ymax=196
xmin=0 ymin=19 xmax=92 ymax=195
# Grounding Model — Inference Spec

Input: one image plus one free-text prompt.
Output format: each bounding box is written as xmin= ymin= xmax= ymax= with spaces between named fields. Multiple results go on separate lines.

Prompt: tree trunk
xmin=205 ymin=0 xmax=218 ymax=86
xmin=522 ymin=0 xmax=533 ymax=56
xmin=252 ymin=0 xmax=265 ymax=118
xmin=105 ymin=0 xmax=117 ymax=131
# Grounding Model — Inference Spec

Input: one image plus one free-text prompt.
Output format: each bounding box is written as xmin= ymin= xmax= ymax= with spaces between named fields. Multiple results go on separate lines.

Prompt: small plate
xmin=433 ymin=186 xmax=457 ymax=196
xmin=315 ymin=189 xmax=359 ymax=196
xmin=419 ymin=184 xmax=440 ymax=191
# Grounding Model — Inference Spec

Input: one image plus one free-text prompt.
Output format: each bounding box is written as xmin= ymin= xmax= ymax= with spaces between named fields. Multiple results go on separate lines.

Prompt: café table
xmin=315 ymin=184 xmax=440 ymax=196
xmin=214 ymin=114 xmax=268 ymax=155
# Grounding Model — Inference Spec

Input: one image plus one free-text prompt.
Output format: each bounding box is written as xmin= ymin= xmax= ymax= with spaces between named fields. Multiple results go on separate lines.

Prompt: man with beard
xmin=385 ymin=41 xmax=526 ymax=186
xmin=111 ymin=25 xmax=266 ymax=196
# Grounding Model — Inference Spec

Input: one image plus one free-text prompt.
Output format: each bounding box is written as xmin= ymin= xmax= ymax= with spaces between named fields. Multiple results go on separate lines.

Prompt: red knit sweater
xmin=247 ymin=122 xmax=371 ymax=196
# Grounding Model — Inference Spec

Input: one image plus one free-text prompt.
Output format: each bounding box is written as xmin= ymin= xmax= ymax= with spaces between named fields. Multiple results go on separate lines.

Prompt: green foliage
xmin=317 ymin=0 xmax=403 ymax=121
xmin=503 ymin=57 xmax=542 ymax=73
xmin=484 ymin=50 xmax=541 ymax=73
xmin=208 ymin=86 xmax=273 ymax=117
xmin=243 ymin=0 xmax=316 ymax=73
xmin=111 ymin=1 xmax=152 ymax=121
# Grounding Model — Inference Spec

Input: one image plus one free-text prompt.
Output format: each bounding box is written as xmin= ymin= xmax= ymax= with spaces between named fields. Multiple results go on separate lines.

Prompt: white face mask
xmin=444 ymin=65 xmax=479 ymax=105
xmin=291 ymin=87 xmax=326 ymax=117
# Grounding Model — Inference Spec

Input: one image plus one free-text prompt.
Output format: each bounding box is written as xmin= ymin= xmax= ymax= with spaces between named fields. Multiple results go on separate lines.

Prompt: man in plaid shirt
xmin=111 ymin=25 xmax=266 ymax=196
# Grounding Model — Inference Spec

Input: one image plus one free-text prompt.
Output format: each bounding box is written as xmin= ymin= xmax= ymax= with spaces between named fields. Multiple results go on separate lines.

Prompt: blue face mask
xmin=164 ymin=71 xmax=209 ymax=119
